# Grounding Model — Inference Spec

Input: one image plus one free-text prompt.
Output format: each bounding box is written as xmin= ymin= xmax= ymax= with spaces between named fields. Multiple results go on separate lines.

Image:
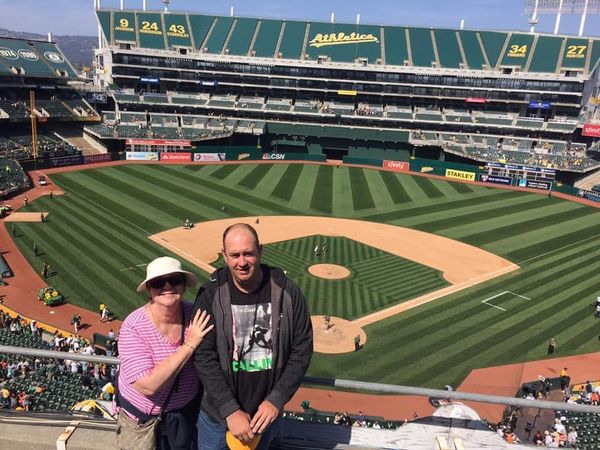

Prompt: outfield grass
xmin=9 ymin=163 xmax=600 ymax=388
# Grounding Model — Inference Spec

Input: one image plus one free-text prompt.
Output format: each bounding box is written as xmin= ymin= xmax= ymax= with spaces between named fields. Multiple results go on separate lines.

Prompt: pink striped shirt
xmin=117 ymin=301 xmax=199 ymax=416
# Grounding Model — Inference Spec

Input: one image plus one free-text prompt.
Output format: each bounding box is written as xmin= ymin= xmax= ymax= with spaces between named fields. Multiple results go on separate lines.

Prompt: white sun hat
xmin=136 ymin=256 xmax=198 ymax=292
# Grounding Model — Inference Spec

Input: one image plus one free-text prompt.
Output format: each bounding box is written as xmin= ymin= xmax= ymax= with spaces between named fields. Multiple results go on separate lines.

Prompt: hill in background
xmin=0 ymin=29 xmax=95 ymax=70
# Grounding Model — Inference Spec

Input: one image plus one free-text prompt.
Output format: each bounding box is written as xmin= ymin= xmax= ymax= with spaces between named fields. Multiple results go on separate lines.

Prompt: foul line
xmin=73 ymin=191 xmax=152 ymax=236
xmin=481 ymin=290 xmax=531 ymax=312
xmin=119 ymin=263 xmax=147 ymax=272
xmin=517 ymin=232 xmax=600 ymax=266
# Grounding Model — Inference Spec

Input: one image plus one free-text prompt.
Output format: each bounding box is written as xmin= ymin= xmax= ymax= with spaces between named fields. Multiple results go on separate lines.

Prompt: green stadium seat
xmin=434 ymin=29 xmax=463 ymax=69
xmin=459 ymin=30 xmax=487 ymax=70
xmin=408 ymin=28 xmax=436 ymax=67
xmin=383 ymin=27 xmax=409 ymax=66
xmin=253 ymin=20 xmax=283 ymax=58
xmin=479 ymin=31 xmax=508 ymax=68
xmin=528 ymin=36 xmax=562 ymax=73
xmin=205 ymin=16 xmax=234 ymax=54
xmin=113 ymin=93 xmax=140 ymax=103
xmin=227 ymin=18 xmax=258 ymax=56
xmin=279 ymin=21 xmax=307 ymax=60
xmin=188 ymin=15 xmax=215 ymax=51
xmin=142 ymin=94 xmax=168 ymax=104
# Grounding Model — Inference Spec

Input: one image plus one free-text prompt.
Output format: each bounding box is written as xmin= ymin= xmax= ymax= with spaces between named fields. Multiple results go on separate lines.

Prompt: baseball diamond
xmin=8 ymin=162 xmax=600 ymax=389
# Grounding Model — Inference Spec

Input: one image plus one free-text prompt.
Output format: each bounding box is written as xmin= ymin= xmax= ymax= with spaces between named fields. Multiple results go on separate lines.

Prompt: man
xmin=354 ymin=335 xmax=361 ymax=351
xmin=71 ymin=314 xmax=81 ymax=334
xmin=193 ymin=223 xmax=313 ymax=450
xmin=33 ymin=242 xmax=38 ymax=256
xmin=41 ymin=262 xmax=50 ymax=279
xmin=560 ymin=367 xmax=569 ymax=391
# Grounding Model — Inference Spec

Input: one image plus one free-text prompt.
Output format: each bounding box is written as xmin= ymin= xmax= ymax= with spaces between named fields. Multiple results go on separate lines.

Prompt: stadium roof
xmin=96 ymin=9 xmax=600 ymax=75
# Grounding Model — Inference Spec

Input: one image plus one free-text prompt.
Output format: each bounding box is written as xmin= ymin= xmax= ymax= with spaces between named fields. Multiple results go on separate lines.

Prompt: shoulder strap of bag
xmin=157 ymin=305 xmax=187 ymax=418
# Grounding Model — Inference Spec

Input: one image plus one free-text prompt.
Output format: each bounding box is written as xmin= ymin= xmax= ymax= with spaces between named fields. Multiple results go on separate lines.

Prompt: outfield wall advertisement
xmin=478 ymin=174 xmax=513 ymax=185
xmin=50 ymin=155 xmax=84 ymax=167
xmin=126 ymin=152 xmax=159 ymax=161
xmin=262 ymin=153 xmax=286 ymax=160
xmin=445 ymin=169 xmax=475 ymax=181
xmin=84 ymin=154 xmax=113 ymax=164
xmin=193 ymin=153 xmax=225 ymax=162
xmin=577 ymin=189 xmax=600 ymax=202
xmin=382 ymin=160 xmax=409 ymax=172
xmin=517 ymin=179 xmax=552 ymax=190
xmin=160 ymin=152 xmax=191 ymax=162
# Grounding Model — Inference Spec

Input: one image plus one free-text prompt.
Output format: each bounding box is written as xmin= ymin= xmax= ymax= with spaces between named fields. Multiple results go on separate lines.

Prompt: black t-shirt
xmin=229 ymin=267 xmax=273 ymax=417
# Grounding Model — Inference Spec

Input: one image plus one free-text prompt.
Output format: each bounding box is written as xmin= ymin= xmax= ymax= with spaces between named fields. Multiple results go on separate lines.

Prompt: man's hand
xmin=226 ymin=409 xmax=254 ymax=443
xmin=250 ymin=400 xmax=279 ymax=434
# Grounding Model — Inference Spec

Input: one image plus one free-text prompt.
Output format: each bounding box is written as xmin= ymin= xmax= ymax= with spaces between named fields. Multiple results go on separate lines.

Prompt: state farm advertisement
xmin=582 ymin=123 xmax=600 ymax=138
xmin=382 ymin=160 xmax=409 ymax=172
xmin=160 ymin=152 xmax=191 ymax=162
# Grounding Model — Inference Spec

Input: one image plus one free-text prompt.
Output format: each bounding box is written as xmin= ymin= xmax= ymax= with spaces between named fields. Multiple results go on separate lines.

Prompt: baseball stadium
xmin=0 ymin=0 xmax=599 ymax=448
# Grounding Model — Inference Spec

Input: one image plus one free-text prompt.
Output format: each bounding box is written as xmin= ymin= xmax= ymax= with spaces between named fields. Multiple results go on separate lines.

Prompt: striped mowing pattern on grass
xmin=271 ymin=164 xmax=304 ymax=201
xmin=9 ymin=163 xmax=600 ymax=389
xmin=348 ymin=168 xmax=375 ymax=210
xmin=262 ymin=235 xmax=447 ymax=320
xmin=310 ymin=165 xmax=333 ymax=213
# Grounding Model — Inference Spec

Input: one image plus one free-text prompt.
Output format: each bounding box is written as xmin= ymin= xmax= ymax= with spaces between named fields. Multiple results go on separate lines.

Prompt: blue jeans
xmin=197 ymin=410 xmax=281 ymax=450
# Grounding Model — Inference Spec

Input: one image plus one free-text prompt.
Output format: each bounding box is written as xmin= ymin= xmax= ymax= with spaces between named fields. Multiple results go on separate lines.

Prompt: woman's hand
xmin=186 ymin=309 xmax=213 ymax=349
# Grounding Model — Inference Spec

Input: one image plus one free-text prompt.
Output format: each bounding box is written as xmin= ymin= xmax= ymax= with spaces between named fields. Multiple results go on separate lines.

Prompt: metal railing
xmin=2 ymin=344 xmax=599 ymax=415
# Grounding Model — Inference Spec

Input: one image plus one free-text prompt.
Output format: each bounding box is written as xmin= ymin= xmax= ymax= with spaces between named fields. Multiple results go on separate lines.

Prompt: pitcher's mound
xmin=308 ymin=264 xmax=351 ymax=280
xmin=312 ymin=315 xmax=366 ymax=354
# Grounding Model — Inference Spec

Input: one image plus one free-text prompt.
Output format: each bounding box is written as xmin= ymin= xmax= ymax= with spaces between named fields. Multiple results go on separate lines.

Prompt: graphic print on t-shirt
xmin=232 ymin=303 xmax=273 ymax=373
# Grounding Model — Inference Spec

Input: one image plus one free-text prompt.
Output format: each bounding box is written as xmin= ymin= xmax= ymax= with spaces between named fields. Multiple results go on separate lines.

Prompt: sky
xmin=0 ymin=0 xmax=598 ymax=37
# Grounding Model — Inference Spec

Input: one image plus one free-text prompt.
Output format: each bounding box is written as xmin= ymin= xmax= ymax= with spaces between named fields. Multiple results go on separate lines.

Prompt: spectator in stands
xmin=560 ymin=368 xmax=569 ymax=391
xmin=356 ymin=411 xmax=367 ymax=427
xmin=532 ymin=430 xmax=543 ymax=446
xmin=567 ymin=426 xmax=578 ymax=447
xmin=116 ymin=256 xmax=212 ymax=450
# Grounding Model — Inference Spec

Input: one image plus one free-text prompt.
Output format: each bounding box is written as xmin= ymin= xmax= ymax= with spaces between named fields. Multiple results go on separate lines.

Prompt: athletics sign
xmin=309 ymin=32 xmax=379 ymax=48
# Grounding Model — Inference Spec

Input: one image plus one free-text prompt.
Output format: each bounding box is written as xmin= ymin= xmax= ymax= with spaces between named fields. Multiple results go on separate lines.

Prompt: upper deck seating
xmin=227 ymin=17 xmax=258 ymax=56
xmin=415 ymin=107 xmax=443 ymax=122
xmin=265 ymin=98 xmax=292 ymax=112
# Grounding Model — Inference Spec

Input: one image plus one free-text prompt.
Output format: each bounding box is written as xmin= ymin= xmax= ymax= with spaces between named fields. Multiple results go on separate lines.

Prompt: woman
xmin=117 ymin=256 xmax=212 ymax=450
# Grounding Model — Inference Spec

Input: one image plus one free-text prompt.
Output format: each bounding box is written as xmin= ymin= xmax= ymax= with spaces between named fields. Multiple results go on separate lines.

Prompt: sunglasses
xmin=148 ymin=275 xmax=185 ymax=290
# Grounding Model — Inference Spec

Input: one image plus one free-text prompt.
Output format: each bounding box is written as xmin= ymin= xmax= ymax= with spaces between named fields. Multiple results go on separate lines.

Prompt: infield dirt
xmin=151 ymin=216 xmax=519 ymax=354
